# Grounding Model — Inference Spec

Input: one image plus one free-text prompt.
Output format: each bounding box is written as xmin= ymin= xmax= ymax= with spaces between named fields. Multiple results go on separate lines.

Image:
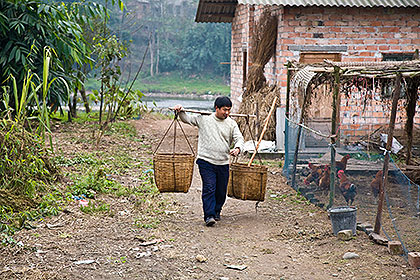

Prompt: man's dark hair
xmin=214 ymin=96 xmax=232 ymax=109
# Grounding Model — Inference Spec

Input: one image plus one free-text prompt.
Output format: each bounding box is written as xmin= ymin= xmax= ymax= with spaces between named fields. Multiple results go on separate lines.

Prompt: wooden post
xmin=291 ymin=88 xmax=310 ymax=190
xmin=285 ymin=62 xmax=291 ymax=172
xmin=374 ymin=73 xmax=402 ymax=234
xmin=404 ymin=79 xmax=419 ymax=165
xmin=328 ymin=66 xmax=340 ymax=209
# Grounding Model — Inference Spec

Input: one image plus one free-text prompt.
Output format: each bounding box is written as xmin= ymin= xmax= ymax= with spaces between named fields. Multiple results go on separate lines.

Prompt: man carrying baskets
xmin=174 ymin=97 xmax=244 ymax=226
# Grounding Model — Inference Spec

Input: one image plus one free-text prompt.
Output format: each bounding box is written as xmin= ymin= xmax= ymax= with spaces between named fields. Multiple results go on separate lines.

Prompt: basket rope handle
xmin=176 ymin=114 xmax=195 ymax=156
xmin=153 ymin=113 xmax=195 ymax=156
xmin=173 ymin=114 xmax=177 ymax=155
xmin=244 ymin=115 xmax=263 ymax=166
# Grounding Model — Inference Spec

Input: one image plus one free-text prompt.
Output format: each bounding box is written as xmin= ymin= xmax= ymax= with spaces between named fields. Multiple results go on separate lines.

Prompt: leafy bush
xmin=0 ymin=121 xmax=58 ymax=199
xmin=68 ymin=168 xmax=121 ymax=198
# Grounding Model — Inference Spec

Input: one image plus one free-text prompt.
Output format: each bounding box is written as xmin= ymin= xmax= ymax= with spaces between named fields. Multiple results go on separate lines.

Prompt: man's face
xmin=215 ymin=106 xmax=231 ymax=119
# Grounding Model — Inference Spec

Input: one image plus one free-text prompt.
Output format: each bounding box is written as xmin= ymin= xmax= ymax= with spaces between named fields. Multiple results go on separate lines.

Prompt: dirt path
xmin=0 ymin=116 xmax=418 ymax=279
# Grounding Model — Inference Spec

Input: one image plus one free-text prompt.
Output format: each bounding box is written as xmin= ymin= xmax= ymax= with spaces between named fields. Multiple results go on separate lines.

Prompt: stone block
xmin=408 ymin=252 xmax=420 ymax=268
xmin=365 ymin=227 xmax=374 ymax=235
xmin=337 ymin=230 xmax=353 ymax=241
xmin=369 ymin=232 xmax=388 ymax=246
xmin=388 ymin=241 xmax=403 ymax=255
xmin=357 ymin=222 xmax=372 ymax=232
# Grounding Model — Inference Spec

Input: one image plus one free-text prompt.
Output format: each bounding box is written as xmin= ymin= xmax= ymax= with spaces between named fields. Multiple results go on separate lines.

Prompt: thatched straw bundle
xmin=243 ymin=8 xmax=278 ymax=98
xmin=237 ymin=85 xmax=281 ymax=141
xmin=237 ymin=8 xmax=279 ymax=141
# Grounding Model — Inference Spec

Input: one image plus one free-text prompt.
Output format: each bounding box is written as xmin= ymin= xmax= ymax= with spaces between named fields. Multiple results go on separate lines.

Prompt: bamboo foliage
xmin=2 ymin=47 xmax=69 ymax=150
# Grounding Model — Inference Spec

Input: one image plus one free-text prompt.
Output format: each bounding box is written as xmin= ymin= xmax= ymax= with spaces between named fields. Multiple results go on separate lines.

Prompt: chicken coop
xmin=283 ymin=60 xmax=420 ymax=259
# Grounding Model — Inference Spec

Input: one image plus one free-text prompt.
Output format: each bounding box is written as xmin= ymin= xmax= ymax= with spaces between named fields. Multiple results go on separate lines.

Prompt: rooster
xmin=304 ymin=163 xmax=325 ymax=186
xmin=318 ymin=165 xmax=330 ymax=195
xmin=370 ymin=170 xmax=383 ymax=198
xmin=336 ymin=154 xmax=351 ymax=172
xmin=337 ymin=170 xmax=357 ymax=205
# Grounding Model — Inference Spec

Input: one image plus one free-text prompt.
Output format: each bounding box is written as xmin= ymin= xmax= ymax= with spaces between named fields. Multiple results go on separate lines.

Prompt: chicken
xmin=370 ymin=170 xmax=383 ymax=198
xmin=318 ymin=166 xmax=330 ymax=195
xmin=336 ymin=154 xmax=351 ymax=172
xmin=337 ymin=170 xmax=357 ymax=205
xmin=304 ymin=163 xmax=325 ymax=186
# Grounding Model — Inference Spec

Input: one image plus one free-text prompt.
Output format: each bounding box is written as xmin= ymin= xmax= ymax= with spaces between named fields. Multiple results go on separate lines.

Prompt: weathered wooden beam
xmin=405 ymin=79 xmax=419 ymax=164
xmin=203 ymin=2 xmax=237 ymax=8
xmin=328 ymin=66 xmax=340 ymax=209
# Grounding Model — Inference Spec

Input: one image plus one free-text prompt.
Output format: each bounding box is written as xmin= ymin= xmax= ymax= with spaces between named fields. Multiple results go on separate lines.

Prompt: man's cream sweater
xmin=179 ymin=112 xmax=244 ymax=165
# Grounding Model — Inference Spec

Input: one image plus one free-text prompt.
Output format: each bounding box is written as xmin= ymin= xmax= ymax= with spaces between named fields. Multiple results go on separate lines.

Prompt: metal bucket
xmin=328 ymin=206 xmax=357 ymax=235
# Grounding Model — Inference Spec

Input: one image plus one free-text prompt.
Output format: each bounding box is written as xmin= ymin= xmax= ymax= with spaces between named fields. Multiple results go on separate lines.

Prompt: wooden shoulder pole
xmin=168 ymin=108 xmax=256 ymax=118
xmin=374 ymin=73 xmax=402 ymax=234
xmin=247 ymin=97 xmax=278 ymax=166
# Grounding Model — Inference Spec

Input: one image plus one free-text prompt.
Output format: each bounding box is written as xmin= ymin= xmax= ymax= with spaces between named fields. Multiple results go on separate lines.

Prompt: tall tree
xmin=110 ymin=0 xmax=231 ymax=79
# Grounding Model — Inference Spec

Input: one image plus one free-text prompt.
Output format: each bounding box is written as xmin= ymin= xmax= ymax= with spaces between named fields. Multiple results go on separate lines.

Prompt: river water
xmin=142 ymin=95 xmax=215 ymax=111
xmin=77 ymin=94 xmax=217 ymax=113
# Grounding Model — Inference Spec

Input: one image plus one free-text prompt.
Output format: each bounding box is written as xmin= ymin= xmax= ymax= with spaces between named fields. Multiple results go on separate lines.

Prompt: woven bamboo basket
xmin=228 ymin=163 xmax=267 ymax=201
xmin=153 ymin=153 xmax=194 ymax=193
xmin=153 ymin=114 xmax=195 ymax=193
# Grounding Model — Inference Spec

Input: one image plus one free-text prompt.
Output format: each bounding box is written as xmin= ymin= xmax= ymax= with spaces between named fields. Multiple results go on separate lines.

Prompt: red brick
xmin=380 ymin=27 xmax=400 ymax=32
xmin=386 ymin=39 xmax=399 ymax=44
xmin=381 ymin=33 xmax=395 ymax=39
xmin=366 ymin=45 xmax=378 ymax=51
xmin=408 ymin=252 xmax=420 ymax=268
xmin=371 ymin=21 xmax=383 ymax=26
xmin=407 ymin=21 xmax=418 ymax=27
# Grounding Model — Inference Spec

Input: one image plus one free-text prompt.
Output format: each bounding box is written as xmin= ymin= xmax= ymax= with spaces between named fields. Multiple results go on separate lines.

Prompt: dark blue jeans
xmin=196 ymin=159 xmax=229 ymax=221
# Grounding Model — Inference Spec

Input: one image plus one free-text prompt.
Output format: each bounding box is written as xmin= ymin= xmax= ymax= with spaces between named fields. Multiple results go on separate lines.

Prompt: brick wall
xmin=231 ymin=4 xmax=251 ymax=111
xmin=340 ymin=89 xmax=420 ymax=141
xmin=231 ymin=5 xmax=420 ymax=141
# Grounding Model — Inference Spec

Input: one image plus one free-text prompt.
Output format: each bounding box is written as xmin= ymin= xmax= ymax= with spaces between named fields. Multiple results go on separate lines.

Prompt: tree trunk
xmin=72 ymin=88 xmax=77 ymax=118
xmin=80 ymin=85 xmax=90 ymax=113
xmin=67 ymin=101 xmax=73 ymax=122
xmin=149 ymin=33 xmax=154 ymax=77
xmin=156 ymin=33 xmax=160 ymax=75
xmin=68 ymin=88 xmax=77 ymax=119
xmin=99 ymin=82 xmax=104 ymax=124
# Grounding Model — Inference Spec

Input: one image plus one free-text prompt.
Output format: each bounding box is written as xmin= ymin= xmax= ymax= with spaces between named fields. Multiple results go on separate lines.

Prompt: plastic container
xmin=328 ymin=206 xmax=357 ymax=235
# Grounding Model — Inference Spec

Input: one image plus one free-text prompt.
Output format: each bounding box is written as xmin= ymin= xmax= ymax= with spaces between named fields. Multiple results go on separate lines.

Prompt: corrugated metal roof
xmin=237 ymin=0 xmax=420 ymax=8
xmin=196 ymin=0 xmax=237 ymax=23
xmin=195 ymin=0 xmax=420 ymax=23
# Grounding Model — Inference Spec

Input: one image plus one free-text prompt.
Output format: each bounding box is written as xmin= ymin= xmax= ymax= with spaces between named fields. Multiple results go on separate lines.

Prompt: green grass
xmin=80 ymin=200 xmax=111 ymax=215
xmin=86 ymin=73 xmax=230 ymax=96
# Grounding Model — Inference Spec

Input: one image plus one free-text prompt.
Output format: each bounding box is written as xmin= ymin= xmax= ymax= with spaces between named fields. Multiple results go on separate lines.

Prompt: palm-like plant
xmin=0 ymin=0 xmax=105 ymax=117
xmin=2 ymin=47 xmax=69 ymax=150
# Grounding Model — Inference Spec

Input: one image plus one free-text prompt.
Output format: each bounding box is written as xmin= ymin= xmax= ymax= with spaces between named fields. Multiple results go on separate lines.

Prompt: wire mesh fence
xmin=283 ymin=118 xmax=420 ymax=260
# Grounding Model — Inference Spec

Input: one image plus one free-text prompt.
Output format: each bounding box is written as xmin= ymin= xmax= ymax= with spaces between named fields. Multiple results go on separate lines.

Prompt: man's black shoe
xmin=215 ymin=212 xmax=221 ymax=221
xmin=205 ymin=217 xmax=216 ymax=227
